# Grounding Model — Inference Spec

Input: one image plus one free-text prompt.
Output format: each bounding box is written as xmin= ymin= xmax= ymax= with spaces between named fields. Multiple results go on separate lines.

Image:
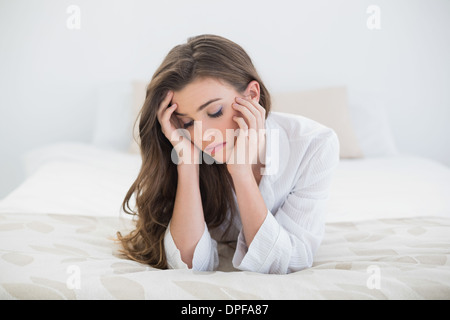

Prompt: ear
xmin=244 ymin=80 xmax=260 ymax=103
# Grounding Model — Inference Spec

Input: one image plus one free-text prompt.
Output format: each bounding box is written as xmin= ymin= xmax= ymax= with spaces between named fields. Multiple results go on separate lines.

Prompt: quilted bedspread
xmin=1 ymin=212 xmax=449 ymax=299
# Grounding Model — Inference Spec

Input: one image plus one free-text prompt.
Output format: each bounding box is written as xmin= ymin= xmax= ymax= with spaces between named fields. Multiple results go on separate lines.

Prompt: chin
xmin=204 ymin=153 xmax=226 ymax=165
xmin=202 ymin=149 xmax=230 ymax=165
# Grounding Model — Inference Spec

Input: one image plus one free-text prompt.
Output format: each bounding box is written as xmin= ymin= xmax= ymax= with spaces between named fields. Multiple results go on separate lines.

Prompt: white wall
xmin=1 ymin=0 xmax=449 ymax=199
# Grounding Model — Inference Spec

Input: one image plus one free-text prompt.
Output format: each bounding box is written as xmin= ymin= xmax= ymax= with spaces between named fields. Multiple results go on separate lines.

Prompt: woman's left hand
xmin=226 ymin=96 xmax=266 ymax=176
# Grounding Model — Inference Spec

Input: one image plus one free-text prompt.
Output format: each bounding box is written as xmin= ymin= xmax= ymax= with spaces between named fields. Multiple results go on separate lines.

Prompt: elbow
xmin=271 ymin=246 xmax=317 ymax=275
xmin=285 ymin=259 xmax=314 ymax=274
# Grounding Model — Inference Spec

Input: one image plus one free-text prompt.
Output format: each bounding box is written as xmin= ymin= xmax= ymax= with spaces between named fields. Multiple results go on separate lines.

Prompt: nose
xmin=187 ymin=121 xmax=221 ymax=151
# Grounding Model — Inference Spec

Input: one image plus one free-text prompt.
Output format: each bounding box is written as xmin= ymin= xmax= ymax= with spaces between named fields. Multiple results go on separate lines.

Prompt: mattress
xmin=1 ymin=142 xmax=450 ymax=299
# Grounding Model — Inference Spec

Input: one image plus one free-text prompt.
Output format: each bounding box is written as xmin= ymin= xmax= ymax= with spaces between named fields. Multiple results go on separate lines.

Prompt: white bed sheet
xmin=326 ymin=155 xmax=450 ymax=222
xmin=0 ymin=143 xmax=140 ymax=217
xmin=1 ymin=142 xmax=450 ymax=223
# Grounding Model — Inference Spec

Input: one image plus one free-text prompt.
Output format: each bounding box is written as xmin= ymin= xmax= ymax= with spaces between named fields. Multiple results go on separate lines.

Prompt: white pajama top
xmin=163 ymin=111 xmax=340 ymax=274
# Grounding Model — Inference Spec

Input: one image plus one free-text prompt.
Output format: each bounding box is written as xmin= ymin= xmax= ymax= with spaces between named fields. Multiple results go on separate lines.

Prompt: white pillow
xmin=348 ymin=91 xmax=399 ymax=157
xmin=271 ymin=87 xmax=364 ymax=159
xmin=91 ymin=82 xmax=135 ymax=152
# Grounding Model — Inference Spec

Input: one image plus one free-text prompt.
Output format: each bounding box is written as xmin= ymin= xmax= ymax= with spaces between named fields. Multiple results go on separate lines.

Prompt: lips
xmin=205 ymin=142 xmax=226 ymax=154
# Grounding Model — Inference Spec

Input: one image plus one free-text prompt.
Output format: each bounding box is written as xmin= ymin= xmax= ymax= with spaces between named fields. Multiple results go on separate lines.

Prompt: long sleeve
xmin=163 ymin=221 xmax=219 ymax=271
xmin=232 ymin=130 xmax=340 ymax=274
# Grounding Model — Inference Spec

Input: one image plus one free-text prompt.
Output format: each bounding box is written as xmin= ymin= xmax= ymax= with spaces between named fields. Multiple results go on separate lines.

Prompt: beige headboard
xmin=271 ymin=86 xmax=363 ymax=158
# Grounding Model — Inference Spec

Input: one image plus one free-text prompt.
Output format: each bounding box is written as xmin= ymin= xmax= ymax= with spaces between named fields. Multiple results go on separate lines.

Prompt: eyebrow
xmin=173 ymin=98 xmax=222 ymax=116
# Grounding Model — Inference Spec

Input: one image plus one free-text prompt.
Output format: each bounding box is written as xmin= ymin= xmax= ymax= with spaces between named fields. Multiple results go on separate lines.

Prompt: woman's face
xmin=171 ymin=77 xmax=251 ymax=163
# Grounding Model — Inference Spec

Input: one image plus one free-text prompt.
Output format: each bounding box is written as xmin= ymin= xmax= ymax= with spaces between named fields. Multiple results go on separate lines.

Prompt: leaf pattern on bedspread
xmin=0 ymin=212 xmax=449 ymax=299
xmin=100 ymin=276 xmax=145 ymax=300
xmin=173 ymin=280 xmax=261 ymax=299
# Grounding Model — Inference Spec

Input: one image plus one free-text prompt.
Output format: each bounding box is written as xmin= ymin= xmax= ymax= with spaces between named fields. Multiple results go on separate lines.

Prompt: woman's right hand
xmin=157 ymin=90 xmax=201 ymax=165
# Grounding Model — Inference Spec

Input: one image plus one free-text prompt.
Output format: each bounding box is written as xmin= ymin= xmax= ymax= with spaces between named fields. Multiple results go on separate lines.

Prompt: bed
xmin=1 ymin=85 xmax=449 ymax=299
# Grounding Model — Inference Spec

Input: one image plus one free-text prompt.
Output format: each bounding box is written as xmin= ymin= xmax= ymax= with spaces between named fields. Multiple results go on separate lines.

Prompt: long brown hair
xmin=117 ymin=34 xmax=271 ymax=269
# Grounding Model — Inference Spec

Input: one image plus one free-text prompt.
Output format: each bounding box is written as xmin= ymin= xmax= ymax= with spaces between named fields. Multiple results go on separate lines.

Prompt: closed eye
xmin=183 ymin=121 xmax=193 ymax=129
xmin=208 ymin=106 xmax=223 ymax=118
xmin=183 ymin=106 xmax=223 ymax=128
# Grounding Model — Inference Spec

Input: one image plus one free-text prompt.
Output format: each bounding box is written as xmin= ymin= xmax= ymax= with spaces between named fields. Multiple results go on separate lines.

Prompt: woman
xmin=117 ymin=34 xmax=340 ymax=274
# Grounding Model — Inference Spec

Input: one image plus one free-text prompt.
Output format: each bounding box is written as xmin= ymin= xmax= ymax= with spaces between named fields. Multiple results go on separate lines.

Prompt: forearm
xmin=170 ymin=163 xmax=205 ymax=268
xmin=231 ymin=170 xmax=268 ymax=247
